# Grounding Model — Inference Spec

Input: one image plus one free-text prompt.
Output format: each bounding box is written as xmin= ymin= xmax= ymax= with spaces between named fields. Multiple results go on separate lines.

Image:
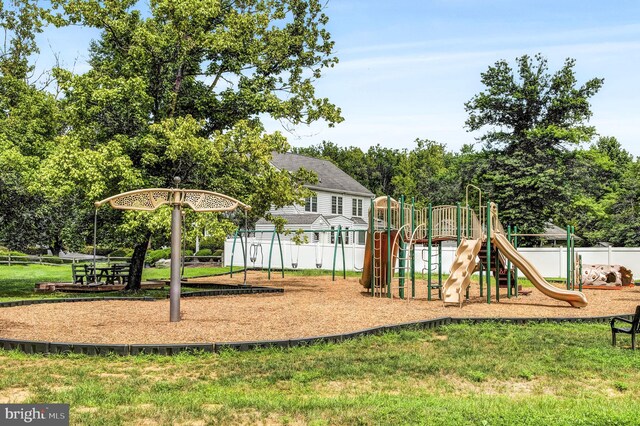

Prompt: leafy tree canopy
xmin=464 ymin=54 xmax=604 ymax=233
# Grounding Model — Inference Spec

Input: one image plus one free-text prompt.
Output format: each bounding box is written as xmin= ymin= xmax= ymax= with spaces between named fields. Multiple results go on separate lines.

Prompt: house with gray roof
xmin=255 ymin=153 xmax=375 ymax=246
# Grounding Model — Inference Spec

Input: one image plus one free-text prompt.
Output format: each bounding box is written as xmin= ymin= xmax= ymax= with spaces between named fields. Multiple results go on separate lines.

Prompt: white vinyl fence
xmin=224 ymin=238 xmax=640 ymax=280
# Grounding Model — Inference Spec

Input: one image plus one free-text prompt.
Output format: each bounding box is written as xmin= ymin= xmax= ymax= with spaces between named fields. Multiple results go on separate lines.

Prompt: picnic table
xmin=76 ymin=263 xmax=130 ymax=285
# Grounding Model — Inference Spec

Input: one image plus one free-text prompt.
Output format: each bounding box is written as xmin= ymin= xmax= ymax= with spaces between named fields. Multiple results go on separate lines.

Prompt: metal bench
xmin=611 ymin=305 xmax=640 ymax=350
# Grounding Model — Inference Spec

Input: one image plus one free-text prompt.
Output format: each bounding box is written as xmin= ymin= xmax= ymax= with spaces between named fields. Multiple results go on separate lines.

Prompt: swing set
xmin=228 ymin=226 xmax=364 ymax=281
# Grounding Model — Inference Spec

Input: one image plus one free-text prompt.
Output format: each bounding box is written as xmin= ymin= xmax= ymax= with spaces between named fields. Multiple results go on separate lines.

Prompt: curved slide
xmin=492 ymin=233 xmax=588 ymax=308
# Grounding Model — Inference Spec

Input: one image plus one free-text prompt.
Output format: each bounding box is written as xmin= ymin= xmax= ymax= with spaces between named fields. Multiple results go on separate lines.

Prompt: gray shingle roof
xmin=271 ymin=152 xmax=374 ymax=197
xmin=257 ymin=214 xmax=326 ymax=226
xmin=544 ymin=222 xmax=582 ymax=241
xmin=351 ymin=217 xmax=367 ymax=225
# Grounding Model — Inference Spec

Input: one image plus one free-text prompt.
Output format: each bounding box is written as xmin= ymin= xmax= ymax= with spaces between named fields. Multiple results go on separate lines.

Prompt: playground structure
xmin=359 ymin=189 xmax=588 ymax=308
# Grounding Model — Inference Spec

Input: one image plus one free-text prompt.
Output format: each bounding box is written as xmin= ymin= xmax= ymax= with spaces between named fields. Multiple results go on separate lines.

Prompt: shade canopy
xmin=95 ymin=189 xmax=250 ymax=212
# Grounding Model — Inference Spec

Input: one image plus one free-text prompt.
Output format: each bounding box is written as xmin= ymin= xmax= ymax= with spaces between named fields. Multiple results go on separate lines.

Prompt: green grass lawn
xmin=1 ymin=322 xmax=638 ymax=425
xmin=0 ymin=264 xmax=231 ymax=301
xmin=0 ymin=264 xmax=637 ymax=424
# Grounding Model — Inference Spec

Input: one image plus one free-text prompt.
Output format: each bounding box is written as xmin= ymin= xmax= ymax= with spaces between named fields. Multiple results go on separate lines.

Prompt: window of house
xmin=358 ymin=230 xmax=366 ymax=245
xmin=305 ymin=196 xmax=317 ymax=212
xmin=352 ymin=199 xmax=362 ymax=217
xmin=313 ymin=232 xmax=320 ymax=243
xmin=331 ymin=196 xmax=343 ymax=214
xmin=330 ymin=227 xmax=348 ymax=244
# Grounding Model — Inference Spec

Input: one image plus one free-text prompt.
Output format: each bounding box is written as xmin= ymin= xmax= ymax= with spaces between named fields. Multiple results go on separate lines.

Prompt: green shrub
xmin=82 ymin=246 xmax=113 ymax=256
xmin=146 ymin=249 xmax=196 ymax=265
xmin=198 ymin=237 xmax=221 ymax=251
xmin=146 ymin=248 xmax=170 ymax=265
xmin=213 ymin=249 xmax=223 ymax=257
xmin=109 ymin=248 xmax=134 ymax=258
xmin=195 ymin=248 xmax=212 ymax=261
xmin=23 ymin=246 xmax=48 ymax=255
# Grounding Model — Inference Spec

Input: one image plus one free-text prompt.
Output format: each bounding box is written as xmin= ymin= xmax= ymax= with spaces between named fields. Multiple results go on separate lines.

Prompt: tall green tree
xmin=391 ymin=138 xmax=461 ymax=205
xmin=41 ymin=0 xmax=340 ymax=288
xmin=607 ymin=158 xmax=640 ymax=246
xmin=564 ymin=136 xmax=632 ymax=245
xmin=0 ymin=0 xmax=64 ymax=251
xmin=465 ymin=54 xmax=604 ymax=232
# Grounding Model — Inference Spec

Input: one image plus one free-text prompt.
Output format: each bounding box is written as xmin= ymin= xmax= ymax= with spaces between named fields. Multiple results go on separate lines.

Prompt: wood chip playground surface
xmin=0 ymin=271 xmax=639 ymax=345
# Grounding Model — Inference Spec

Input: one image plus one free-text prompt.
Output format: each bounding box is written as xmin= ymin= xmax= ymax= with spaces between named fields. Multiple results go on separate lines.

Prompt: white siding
xmin=267 ymin=189 xmax=373 ymax=225
xmin=317 ymin=192 xmax=334 ymax=215
xmin=269 ymin=204 xmax=304 ymax=215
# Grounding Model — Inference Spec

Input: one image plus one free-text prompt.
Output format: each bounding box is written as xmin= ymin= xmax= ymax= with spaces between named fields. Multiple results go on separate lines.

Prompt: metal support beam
xmin=169 ymin=203 xmax=182 ymax=322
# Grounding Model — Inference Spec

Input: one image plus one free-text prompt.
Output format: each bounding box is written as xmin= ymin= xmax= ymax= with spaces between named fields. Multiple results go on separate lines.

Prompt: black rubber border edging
xmin=0 ymin=304 xmax=633 ymax=356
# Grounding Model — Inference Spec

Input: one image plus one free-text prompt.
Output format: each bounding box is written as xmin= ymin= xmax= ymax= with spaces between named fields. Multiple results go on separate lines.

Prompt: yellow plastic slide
xmin=443 ymin=238 xmax=483 ymax=306
xmin=492 ymin=233 xmax=588 ymax=308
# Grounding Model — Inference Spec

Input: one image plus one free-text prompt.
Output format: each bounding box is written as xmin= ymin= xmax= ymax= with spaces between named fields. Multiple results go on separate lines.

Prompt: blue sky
xmin=33 ymin=0 xmax=640 ymax=156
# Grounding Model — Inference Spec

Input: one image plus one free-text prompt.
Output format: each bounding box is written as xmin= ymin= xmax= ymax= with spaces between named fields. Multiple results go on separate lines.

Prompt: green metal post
xmin=230 ymin=229 xmax=239 ymax=277
xmin=486 ymin=201 xmax=491 ymax=304
xmin=411 ymin=197 xmax=416 ymax=298
xmin=332 ymin=225 xmax=341 ymax=281
xmin=276 ymin=232 xmax=284 ymax=278
xmin=438 ymin=241 xmax=442 ymax=292
xmin=507 ymin=225 xmax=512 ymax=298
xmin=427 ymin=203 xmax=433 ymax=301
xmin=514 ymin=226 xmax=519 ymax=297
xmin=370 ymin=199 xmax=375 ymax=296
xmin=567 ymin=225 xmax=571 ymax=290
xmin=341 ymin=227 xmax=346 ymax=280
xmin=479 ymin=260 xmax=483 ymax=297
xmin=466 ymin=204 xmax=471 ymax=239
xmin=456 ymin=202 xmax=461 ymax=246
xmin=495 ymin=241 xmax=500 ymax=302
xmin=398 ymin=196 xmax=405 ymax=299
xmin=386 ymin=195 xmax=392 ymax=298
xmin=267 ymin=231 xmax=276 ymax=280
xmin=571 ymin=226 xmax=575 ymax=290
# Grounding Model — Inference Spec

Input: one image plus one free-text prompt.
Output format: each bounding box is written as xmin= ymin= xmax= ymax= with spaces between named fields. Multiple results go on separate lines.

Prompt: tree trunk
xmin=52 ymin=238 xmax=63 ymax=256
xmin=126 ymin=233 xmax=151 ymax=291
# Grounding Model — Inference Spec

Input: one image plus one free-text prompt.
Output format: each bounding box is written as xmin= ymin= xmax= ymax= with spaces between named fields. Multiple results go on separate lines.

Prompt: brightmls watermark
xmin=1 ymin=404 xmax=69 ymax=425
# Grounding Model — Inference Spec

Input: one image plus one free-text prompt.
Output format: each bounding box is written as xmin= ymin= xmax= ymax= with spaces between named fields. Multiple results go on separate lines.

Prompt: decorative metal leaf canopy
xmin=95 ymin=188 xmax=251 ymax=212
